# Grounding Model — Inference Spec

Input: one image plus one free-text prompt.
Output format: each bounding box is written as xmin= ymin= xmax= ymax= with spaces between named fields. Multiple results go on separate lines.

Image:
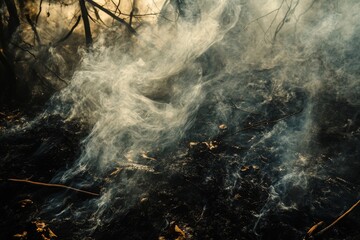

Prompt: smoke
xmin=38 ymin=0 xmax=360 ymax=237
xmin=44 ymin=0 xmax=241 ymax=228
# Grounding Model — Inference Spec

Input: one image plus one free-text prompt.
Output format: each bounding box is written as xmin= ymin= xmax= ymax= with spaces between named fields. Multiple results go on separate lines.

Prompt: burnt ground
xmin=0 ymin=102 xmax=360 ymax=240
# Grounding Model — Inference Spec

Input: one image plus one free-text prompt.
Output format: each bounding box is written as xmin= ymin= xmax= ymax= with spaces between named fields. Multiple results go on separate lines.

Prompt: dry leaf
xmin=13 ymin=231 xmax=27 ymax=239
xmin=234 ymin=194 xmax=241 ymax=200
xmin=203 ymin=141 xmax=218 ymax=150
xmin=32 ymin=220 xmax=57 ymax=239
xmin=33 ymin=220 xmax=47 ymax=232
xmin=141 ymin=152 xmax=156 ymax=161
xmin=19 ymin=199 xmax=33 ymax=208
xmin=5 ymin=112 xmax=20 ymax=121
xmin=174 ymin=225 xmax=186 ymax=237
xmin=305 ymin=221 xmax=324 ymax=238
xmin=48 ymin=228 xmax=57 ymax=238
xmin=252 ymin=165 xmax=260 ymax=170
xmin=219 ymin=124 xmax=227 ymax=130
xmin=140 ymin=197 xmax=148 ymax=203
xmin=41 ymin=234 xmax=50 ymax=240
xmin=240 ymin=166 xmax=250 ymax=172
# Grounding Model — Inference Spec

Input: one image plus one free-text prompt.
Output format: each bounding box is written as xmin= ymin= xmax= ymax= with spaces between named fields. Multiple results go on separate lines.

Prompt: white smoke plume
xmin=35 ymin=0 xmax=360 ymax=236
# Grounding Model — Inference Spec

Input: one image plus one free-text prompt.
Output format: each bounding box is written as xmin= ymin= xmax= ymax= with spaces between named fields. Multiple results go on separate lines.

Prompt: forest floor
xmin=0 ymin=103 xmax=359 ymax=240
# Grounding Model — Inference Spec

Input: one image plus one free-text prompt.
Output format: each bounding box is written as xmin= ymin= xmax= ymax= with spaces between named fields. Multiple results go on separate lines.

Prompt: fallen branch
xmin=305 ymin=199 xmax=360 ymax=239
xmin=8 ymin=178 xmax=100 ymax=196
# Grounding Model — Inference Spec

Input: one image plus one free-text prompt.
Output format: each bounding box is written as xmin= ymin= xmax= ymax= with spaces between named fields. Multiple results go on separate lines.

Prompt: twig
xmin=8 ymin=178 xmax=100 ymax=196
xmin=55 ymin=15 xmax=81 ymax=45
xmin=244 ymin=8 xmax=280 ymax=29
xmin=39 ymin=64 xmax=68 ymax=85
xmin=87 ymin=10 xmax=98 ymax=24
xmin=25 ymin=14 xmax=41 ymax=45
xmin=92 ymin=6 xmax=106 ymax=25
xmin=10 ymin=42 xmax=36 ymax=58
xmin=294 ymin=0 xmax=317 ymax=38
xmin=264 ymin=0 xmax=285 ymax=42
xmin=85 ymin=0 xmax=137 ymax=35
xmin=129 ymin=0 xmax=137 ymax=27
xmin=111 ymin=0 xmax=121 ymax=15
xmin=305 ymin=199 xmax=360 ymax=239
xmin=9 ymin=42 xmax=68 ymax=84
xmin=317 ymin=200 xmax=360 ymax=236
xmin=35 ymin=0 xmax=43 ymax=25
xmin=230 ymin=108 xmax=303 ymax=136
xmin=273 ymin=0 xmax=300 ymax=42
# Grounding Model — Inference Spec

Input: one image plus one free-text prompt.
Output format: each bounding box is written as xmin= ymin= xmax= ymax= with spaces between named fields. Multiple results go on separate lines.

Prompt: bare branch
xmin=111 ymin=0 xmax=121 ymax=16
xmin=85 ymin=0 xmax=137 ymax=35
xmin=273 ymin=0 xmax=300 ymax=41
xmin=25 ymin=14 xmax=41 ymax=45
xmin=129 ymin=0 xmax=138 ymax=27
xmin=35 ymin=0 xmax=43 ymax=25
xmin=55 ymin=15 xmax=81 ymax=45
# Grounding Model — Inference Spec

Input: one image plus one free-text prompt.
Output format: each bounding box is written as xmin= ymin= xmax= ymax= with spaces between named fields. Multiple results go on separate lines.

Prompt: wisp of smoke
xmin=39 ymin=0 xmax=360 ymax=237
xmin=45 ymin=0 xmax=241 ymax=229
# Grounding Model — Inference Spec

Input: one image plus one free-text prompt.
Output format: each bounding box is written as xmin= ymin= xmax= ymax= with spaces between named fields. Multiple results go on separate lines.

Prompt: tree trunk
xmin=1 ymin=0 xmax=20 ymax=104
xmin=3 ymin=0 xmax=20 ymax=42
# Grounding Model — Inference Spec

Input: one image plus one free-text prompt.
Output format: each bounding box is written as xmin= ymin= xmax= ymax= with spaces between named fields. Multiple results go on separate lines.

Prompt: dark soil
xmin=0 ymin=103 xmax=359 ymax=240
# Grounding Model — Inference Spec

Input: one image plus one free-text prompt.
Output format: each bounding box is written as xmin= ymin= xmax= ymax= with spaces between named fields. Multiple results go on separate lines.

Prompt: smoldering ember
xmin=0 ymin=1 xmax=359 ymax=239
